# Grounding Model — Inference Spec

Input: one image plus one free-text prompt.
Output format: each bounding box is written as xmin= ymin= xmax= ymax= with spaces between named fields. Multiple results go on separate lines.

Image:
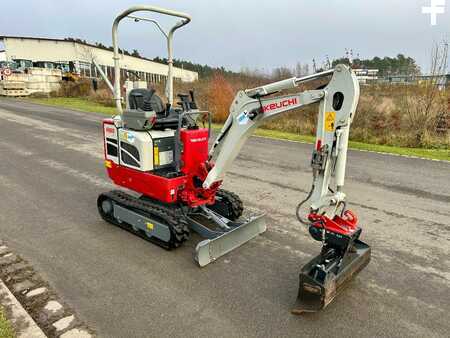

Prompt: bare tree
xmin=295 ymin=62 xmax=311 ymax=77
xmin=402 ymin=41 xmax=448 ymax=145
xmin=272 ymin=66 xmax=294 ymax=80
xmin=76 ymin=44 xmax=98 ymax=64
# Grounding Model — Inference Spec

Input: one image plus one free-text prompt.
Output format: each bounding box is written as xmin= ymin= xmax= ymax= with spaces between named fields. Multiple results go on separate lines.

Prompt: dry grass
xmin=189 ymin=78 xmax=449 ymax=149
xmin=49 ymin=75 xmax=449 ymax=149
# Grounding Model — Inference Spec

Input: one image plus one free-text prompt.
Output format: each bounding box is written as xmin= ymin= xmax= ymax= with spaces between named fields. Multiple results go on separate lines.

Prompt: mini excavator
xmin=96 ymin=5 xmax=371 ymax=314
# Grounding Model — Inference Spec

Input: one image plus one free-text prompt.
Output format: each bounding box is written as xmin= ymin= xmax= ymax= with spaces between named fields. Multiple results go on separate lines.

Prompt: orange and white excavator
xmin=95 ymin=5 xmax=371 ymax=314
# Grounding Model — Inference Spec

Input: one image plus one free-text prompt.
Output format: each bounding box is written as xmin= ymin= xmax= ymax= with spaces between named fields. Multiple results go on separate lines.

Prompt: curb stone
xmin=0 ymin=240 xmax=95 ymax=337
xmin=0 ymin=278 xmax=47 ymax=337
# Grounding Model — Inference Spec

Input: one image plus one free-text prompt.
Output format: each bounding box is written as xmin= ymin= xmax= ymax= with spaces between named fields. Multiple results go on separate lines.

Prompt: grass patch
xmin=25 ymin=97 xmax=449 ymax=162
xmin=346 ymin=141 xmax=449 ymax=161
xmin=0 ymin=307 xmax=15 ymax=338
xmin=26 ymin=97 xmax=116 ymax=116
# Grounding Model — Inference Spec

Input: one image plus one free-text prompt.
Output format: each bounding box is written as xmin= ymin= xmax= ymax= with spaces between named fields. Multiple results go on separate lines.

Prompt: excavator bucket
xmin=194 ymin=214 xmax=266 ymax=267
xmin=292 ymin=239 xmax=371 ymax=314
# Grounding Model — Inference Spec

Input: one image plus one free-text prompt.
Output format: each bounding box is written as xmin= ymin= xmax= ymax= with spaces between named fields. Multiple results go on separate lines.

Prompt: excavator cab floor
xmin=292 ymin=239 xmax=371 ymax=314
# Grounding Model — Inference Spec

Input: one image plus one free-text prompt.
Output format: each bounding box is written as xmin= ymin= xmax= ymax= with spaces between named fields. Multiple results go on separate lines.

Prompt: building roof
xmin=0 ymin=35 xmax=158 ymax=64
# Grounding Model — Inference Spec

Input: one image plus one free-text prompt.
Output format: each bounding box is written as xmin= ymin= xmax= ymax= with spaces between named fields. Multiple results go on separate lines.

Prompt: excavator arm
xmin=205 ymin=64 xmax=359 ymax=218
xmin=204 ymin=64 xmax=370 ymax=313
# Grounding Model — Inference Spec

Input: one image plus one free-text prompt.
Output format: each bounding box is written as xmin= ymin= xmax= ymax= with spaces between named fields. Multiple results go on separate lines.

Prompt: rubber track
xmin=98 ymin=190 xmax=189 ymax=249
xmin=215 ymin=189 xmax=244 ymax=220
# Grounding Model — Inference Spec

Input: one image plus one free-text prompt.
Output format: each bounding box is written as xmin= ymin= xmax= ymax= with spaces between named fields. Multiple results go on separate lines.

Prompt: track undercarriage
xmin=98 ymin=189 xmax=266 ymax=266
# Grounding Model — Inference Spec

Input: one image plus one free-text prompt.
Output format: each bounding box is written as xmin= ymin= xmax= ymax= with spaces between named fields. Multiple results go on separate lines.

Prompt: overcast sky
xmin=1 ymin=0 xmax=449 ymax=73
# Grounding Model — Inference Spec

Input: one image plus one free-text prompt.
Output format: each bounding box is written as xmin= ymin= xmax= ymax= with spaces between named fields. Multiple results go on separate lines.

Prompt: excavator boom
xmin=206 ymin=65 xmax=359 ymax=217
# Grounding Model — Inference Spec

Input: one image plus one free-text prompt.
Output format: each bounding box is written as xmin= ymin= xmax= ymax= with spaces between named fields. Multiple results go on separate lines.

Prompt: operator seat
xmin=128 ymin=89 xmax=180 ymax=130
xmin=128 ymin=88 xmax=164 ymax=115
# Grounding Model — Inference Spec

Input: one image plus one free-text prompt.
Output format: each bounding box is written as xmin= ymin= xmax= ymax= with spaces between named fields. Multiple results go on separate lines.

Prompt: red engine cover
xmin=106 ymin=162 xmax=188 ymax=204
xmin=180 ymin=128 xmax=209 ymax=175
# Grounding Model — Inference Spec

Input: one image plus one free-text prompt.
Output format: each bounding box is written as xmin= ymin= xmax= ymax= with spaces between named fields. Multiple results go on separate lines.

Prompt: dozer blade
xmin=292 ymin=239 xmax=371 ymax=314
xmin=194 ymin=214 xmax=267 ymax=267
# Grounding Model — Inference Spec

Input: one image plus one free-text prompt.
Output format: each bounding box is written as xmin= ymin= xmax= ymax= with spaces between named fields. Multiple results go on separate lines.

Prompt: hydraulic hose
xmin=295 ymin=184 xmax=315 ymax=227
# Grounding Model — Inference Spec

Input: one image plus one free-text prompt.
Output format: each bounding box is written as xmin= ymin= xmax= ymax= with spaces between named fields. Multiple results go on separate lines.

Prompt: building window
xmin=79 ymin=61 xmax=91 ymax=77
xmin=107 ymin=66 xmax=114 ymax=79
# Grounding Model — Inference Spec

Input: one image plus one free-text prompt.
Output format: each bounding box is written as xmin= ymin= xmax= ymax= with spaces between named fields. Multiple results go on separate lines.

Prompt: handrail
xmin=111 ymin=5 xmax=192 ymax=114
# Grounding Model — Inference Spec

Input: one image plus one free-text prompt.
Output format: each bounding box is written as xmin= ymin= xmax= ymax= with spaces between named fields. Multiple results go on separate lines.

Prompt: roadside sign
xmin=2 ymin=68 xmax=12 ymax=76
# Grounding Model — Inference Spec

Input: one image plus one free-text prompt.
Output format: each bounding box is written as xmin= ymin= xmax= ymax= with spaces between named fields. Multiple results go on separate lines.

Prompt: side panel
xmin=153 ymin=136 xmax=175 ymax=169
xmin=106 ymin=161 xmax=187 ymax=203
xmin=118 ymin=129 xmax=153 ymax=171
xmin=103 ymin=119 xmax=119 ymax=164
xmin=113 ymin=204 xmax=171 ymax=241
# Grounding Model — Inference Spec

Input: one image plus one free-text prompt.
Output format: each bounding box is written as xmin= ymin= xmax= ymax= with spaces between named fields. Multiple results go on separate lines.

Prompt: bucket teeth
xmin=292 ymin=239 xmax=371 ymax=314
xmin=194 ymin=214 xmax=266 ymax=267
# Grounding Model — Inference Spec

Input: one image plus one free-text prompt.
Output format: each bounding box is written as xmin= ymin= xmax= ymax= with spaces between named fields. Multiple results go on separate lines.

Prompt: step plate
xmin=194 ymin=214 xmax=267 ymax=267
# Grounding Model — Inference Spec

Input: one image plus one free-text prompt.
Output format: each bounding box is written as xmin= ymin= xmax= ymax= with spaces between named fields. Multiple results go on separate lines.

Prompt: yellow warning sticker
xmin=146 ymin=222 xmax=154 ymax=230
xmin=325 ymin=112 xmax=336 ymax=132
xmin=153 ymin=146 xmax=160 ymax=166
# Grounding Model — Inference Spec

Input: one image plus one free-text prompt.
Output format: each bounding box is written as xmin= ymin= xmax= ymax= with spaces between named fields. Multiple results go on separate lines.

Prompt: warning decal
xmin=237 ymin=111 xmax=249 ymax=125
xmin=325 ymin=112 xmax=336 ymax=132
xmin=154 ymin=146 xmax=160 ymax=166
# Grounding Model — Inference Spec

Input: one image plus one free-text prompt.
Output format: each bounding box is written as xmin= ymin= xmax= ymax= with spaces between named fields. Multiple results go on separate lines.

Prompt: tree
xmin=132 ymin=49 xmax=141 ymax=58
xmin=401 ymin=42 xmax=448 ymax=145
xmin=295 ymin=62 xmax=311 ymax=77
xmin=272 ymin=66 xmax=294 ymax=80
xmin=332 ymin=54 xmax=421 ymax=76
xmin=95 ymin=42 xmax=107 ymax=49
xmin=207 ymin=73 xmax=234 ymax=122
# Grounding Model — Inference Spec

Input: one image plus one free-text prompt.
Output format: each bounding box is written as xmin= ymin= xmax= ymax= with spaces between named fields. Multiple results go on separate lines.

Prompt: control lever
xmin=189 ymin=90 xmax=198 ymax=109
xmin=177 ymin=93 xmax=191 ymax=111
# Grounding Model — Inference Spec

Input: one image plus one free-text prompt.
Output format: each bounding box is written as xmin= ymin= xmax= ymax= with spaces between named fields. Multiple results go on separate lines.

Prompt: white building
xmin=353 ymin=69 xmax=379 ymax=84
xmin=0 ymin=36 xmax=198 ymax=83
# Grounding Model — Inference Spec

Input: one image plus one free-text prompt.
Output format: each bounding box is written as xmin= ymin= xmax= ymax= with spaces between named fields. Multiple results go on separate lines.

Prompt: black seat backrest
xmin=128 ymin=89 xmax=187 ymax=130
xmin=128 ymin=89 xmax=165 ymax=115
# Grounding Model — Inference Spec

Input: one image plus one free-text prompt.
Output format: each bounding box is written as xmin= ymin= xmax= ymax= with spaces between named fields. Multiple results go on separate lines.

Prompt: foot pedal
xmin=292 ymin=239 xmax=371 ymax=314
xmin=194 ymin=214 xmax=266 ymax=267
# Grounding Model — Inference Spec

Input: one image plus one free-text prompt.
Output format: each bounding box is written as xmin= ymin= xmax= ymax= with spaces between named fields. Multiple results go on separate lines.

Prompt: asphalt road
xmin=0 ymin=98 xmax=449 ymax=338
